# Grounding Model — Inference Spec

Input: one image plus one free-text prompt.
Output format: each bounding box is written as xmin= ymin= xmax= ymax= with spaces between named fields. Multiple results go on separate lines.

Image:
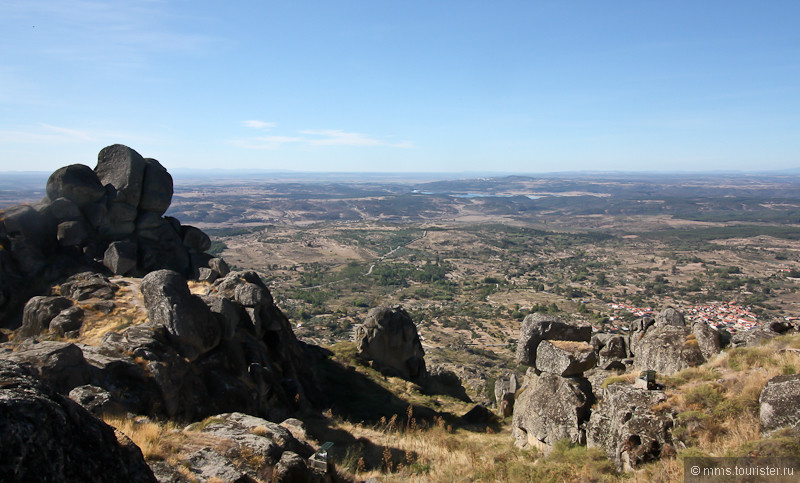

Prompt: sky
xmin=1 ymin=1 xmax=799 ymax=173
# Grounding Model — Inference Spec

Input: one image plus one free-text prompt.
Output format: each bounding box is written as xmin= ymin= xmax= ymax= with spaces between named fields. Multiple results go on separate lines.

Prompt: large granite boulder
xmin=95 ymin=144 xmax=147 ymax=208
xmin=586 ymin=383 xmax=675 ymax=471
xmin=760 ymin=374 xmax=800 ymax=437
xmin=5 ymin=341 xmax=92 ymax=394
xmin=141 ymin=270 xmax=222 ymax=361
xmin=654 ymin=307 xmax=685 ymax=328
xmin=512 ymin=371 xmax=594 ymax=450
xmin=140 ymin=158 xmax=173 ymax=215
xmin=0 ymin=204 xmax=57 ymax=275
xmin=45 ymin=164 xmax=105 ymax=207
xmin=691 ymin=321 xmax=722 ymax=360
xmin=594 ymin=334 xmax=629 ymax=369
xmin=515 ymin=314 xmax=592 ymax=367
xmin=630 ymin=309 xmax=707 ymax=375
xmin=536 ymin=340 xmax=597 ymax=377
xmin=19 ymin=296 xmax=73 ymax=337
xmin=354 ymin=306 xmax=426 ymax=380
xmin=0 ymin=360 xmax=156 ymax=482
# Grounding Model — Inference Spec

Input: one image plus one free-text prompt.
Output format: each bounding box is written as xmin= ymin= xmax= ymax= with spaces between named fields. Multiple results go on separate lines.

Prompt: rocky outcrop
xmin=536 ymin=340 xmax=597 ymax=377
xmin=512 ymin=316 xmax=596 ymax=452
xmin=731 ymin=320 xmax=796 ymax=348
xmin=5 ymin=270 xmax=321 ymax=423
xmin=592 ymin=333 xmax=629 ymax=370
xmin=629 ymin=308 xmax=718 ymax=375
xmin=165 ymin=412 xmax=328 ymax=483
xmin=512 ymin=371 xmax=594 ymax=450
xmin=0 ymin=360 xmax=156 ymax=482
xmin=515 ymin=314 xmax=592 ymax=367
xmin=141 ymin=270 xmax=221 ymax=362
xmin=759 ymin=374 xmax=800 ymax=437
xmin=0 ymin=144 xmax=224 ymax=327
xmin=586 ymin=383 xmax=675 ymax=471
xmin=354 ymin=306 xmax=426 ymax=380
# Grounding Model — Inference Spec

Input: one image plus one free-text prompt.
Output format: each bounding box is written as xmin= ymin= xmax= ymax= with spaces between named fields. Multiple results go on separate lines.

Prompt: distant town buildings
xmin=604 ymin=301 xmax=767 ymax=333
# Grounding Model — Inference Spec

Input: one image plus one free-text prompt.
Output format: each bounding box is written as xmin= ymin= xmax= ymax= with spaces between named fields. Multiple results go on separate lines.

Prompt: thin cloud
xmin=242 ymin=120 xmax=277 ymax=130
xmin=236 ymin=122 xmax=413 ymax=149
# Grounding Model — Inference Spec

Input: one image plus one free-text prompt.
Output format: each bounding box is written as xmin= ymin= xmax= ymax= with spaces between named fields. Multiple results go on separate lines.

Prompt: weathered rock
xmin=182 ymin=225 xmax=211 ymax=253
xmin=49 ymin=305 xmax=84 ymax=336
xmin=586 ymin=383 xmax=675 ymax=471
xmin=20 ymin=295 xmax=73 ymax=337
xmin=107 ymin=201 xmax=138 ymax=224
xmin=1 ymin=204 xmax=56 ymax=275
xmin=104 ymin=240 xmax=137 ymax=276
xmin=137 ymin=222 xmax=191 ymax=276
xmin=273 ymin=451 xmax=316 ymax=483
xmin=354 ymin=306 xmax=426 ymax=380
xmin=46 ymin=164 xmax=105 ymax=207
xmin=280 ymin=418 xmax=312 ymax=443
xmin=0 ymin=360 xmax=156 ymax=483
xmin=515 ymin=314 xmax=592 ymax=367
xmin=46 ymin=197 xmax=83 ymax=221
xmin=630 ymin=324 xmax=705 ymax=375
xmin=141 ymin=270 xmax=221 ymax=361
xmin=68 ymin=384 xmax=123 ymax=417
xmin=512 ymin=372 xmax=593 ymax=450
xmin=655 ymin=307 xmax=685 ymax=328
xmin=426 ymin=364 xmax=471 ymax=402
xmin=140 ymin=158 xmax=173 ymax=215
xmin=147 ymin=462 xmax=190 ymax=483
xmin=200 ymin=294 xmax=238 ymax=341
xmin=56 ymin=220 xmax=90 ymax=247
xmin=197 ymin=267 xmax=218 ymax=283
xmin=759 ymin=374 xmax=800 ymax=437
xmin=731 ymin=322 xmax=793 ymax=348
xmin=209 ymin=257 xmax=230 ymax=277
xmin=536 ymin=340 xmax=597 ymax=376
xmin=59 ymin=272 xmax=119 ymax=300
xmin=186 ymin=448 xmax=248 ymax=483
xmin=6 ymin=341 xmax=91 ymax=394
xmin=95 ymin=144 xmax=146 ymax=208
xmin=494 ymin=373 xmax=519 ymax=409
xmin=691 ymin=321 xmax=722 ymax=360
xmin=595 ymin=334 xmax=628 ymax=363
xmin=195 ymin=412 xmax=311 ymax=465
xmin=235 ymin=282 xmax=270 ymax=307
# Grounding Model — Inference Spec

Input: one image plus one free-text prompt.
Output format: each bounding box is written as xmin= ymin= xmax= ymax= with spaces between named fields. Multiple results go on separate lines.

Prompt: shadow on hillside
xmin=313 ymin=356 xmax=440 ymax=424
xmin=302 ymin=416 xmax=419 ymax=473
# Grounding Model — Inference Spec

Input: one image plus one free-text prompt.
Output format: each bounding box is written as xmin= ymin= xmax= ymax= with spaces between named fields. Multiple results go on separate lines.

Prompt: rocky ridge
xmin=0 ymin=146 xmax=333 ymax=481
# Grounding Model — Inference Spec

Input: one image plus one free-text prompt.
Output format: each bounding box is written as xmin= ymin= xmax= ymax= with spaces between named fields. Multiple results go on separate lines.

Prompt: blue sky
xmin=1 ymin=1 xmax=799 ymax=173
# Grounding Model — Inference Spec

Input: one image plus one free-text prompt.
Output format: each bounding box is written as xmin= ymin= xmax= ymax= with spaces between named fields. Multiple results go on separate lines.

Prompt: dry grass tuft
xmin=103 ymin=415 xmax=183 ymax=461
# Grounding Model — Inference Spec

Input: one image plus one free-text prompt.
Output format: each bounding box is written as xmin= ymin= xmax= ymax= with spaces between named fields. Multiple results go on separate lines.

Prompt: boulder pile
xmin=0 ymin=144 xmax=225 ymax=326
xmin=6 ymin=269 xmax=321 ymax=422
xmin=511 ymin=314 xmax=596 ymax=451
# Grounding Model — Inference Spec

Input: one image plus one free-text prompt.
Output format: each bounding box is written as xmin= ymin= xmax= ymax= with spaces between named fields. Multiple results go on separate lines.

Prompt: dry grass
xmin=601 ymin=371 xmax=638 ymax=388
xmin=316 ymin=410 xmax=621 ymax=482
xmin=549 ymin=340 xmax=593 ymax=352
xmin=103 ymin=415 xmax=184 ymax=461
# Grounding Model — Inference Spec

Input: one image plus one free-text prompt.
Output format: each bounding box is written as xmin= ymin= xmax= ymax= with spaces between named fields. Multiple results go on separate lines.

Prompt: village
xmin=604 ymin=301 xmax=769 ymax=333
